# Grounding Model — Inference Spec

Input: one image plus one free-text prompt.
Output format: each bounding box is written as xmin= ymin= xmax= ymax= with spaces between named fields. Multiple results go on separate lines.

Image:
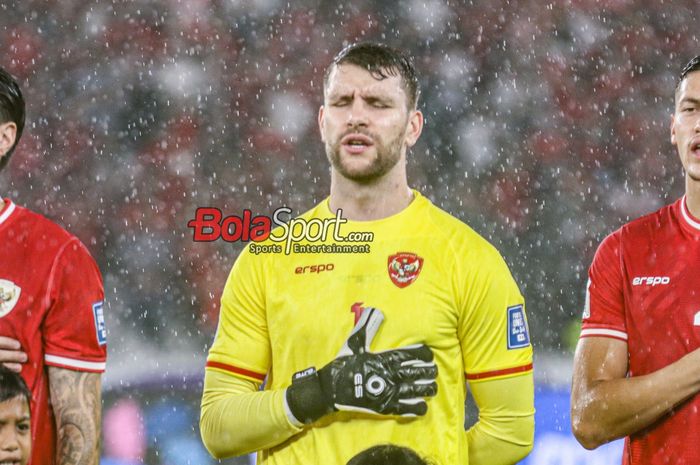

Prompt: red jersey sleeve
xmin=42 ymin=238 xmax=107 ymax=372
xmin=580 ymin=230 xmax=628 ymax=341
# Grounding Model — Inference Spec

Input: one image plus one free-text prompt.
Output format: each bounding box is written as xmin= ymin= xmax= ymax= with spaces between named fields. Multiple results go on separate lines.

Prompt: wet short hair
xmin=0 ymin=66 xmax=26 ymax=170
xmin=0 ymin=365 xmax=31 ymax=405
xmin=324 ymin=42 xmax=421 ymax=110
xmin=347 ymin=445 xmax=431 ymax=465
xmin=674 ymin=55 xmax=700 ymax=107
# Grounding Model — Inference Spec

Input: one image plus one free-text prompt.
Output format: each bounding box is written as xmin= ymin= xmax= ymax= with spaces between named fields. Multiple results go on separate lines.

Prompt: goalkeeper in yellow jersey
xmin=200 ymin=42 xmax=534 ymax=465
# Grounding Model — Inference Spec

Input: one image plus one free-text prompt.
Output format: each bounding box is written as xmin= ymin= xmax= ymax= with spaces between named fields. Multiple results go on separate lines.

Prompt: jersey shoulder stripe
xmin=44 ymin=354 xmax=106 ymax=372
xmin=580 ymin=328 xmax=628 ymax=341
xmin=466 ymin=362 xmax=533 ymax=382
xmin=206 ymin=360 xmax=266 ymax=382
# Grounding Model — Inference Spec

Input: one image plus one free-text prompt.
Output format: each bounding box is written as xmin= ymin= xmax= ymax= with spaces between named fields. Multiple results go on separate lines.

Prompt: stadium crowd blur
xmin=0 ymin=0 xmax=696 ymax=462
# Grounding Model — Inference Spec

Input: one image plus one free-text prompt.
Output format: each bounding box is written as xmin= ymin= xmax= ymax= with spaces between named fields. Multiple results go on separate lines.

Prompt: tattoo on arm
xmin=48 ymin=367 xmax=102 ymax=465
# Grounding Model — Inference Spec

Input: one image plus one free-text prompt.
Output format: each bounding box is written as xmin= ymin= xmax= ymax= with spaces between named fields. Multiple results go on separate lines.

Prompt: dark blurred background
xmin=1 ymin=0 xmax=695 ymax=463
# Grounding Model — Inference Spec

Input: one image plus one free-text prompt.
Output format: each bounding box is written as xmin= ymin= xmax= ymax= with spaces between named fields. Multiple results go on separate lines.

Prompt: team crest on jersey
xmin=507 ymin=304 xmax=530 ymax=349
xmin=387 ymin=253 xmax=423 ymax=288
xmin=0 ymin=280 xmax=21 ymax=318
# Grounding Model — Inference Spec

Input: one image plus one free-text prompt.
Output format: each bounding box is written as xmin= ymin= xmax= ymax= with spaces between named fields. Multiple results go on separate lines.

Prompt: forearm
xmin=48 ymin=367 xmax=101 ymax=465
xmin=467 ymin=415 xmax=534 ymax=465
xmin=572 ymin=349 xmax=700 ymax=448
xmin=466 ymin=374 xmax=534 ymax=465
xmin=200 ymin=369 xmax=302 ymax=459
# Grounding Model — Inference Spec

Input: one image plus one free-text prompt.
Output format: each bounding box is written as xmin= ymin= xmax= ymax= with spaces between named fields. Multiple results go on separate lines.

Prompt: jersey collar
xmin=0 ymin=199 xmax=16 ymax=227
xmin=322 ymin=189 xmax=424 ymax=224
xmin=680 ymin=195 xmax=700 ymax=231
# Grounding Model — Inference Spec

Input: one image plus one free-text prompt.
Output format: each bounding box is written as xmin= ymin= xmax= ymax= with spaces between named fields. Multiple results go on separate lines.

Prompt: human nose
xmin=0 ymin=426 xmax=19 ymax=451
xmin=346 ymin=99 xmax=369 ymax=127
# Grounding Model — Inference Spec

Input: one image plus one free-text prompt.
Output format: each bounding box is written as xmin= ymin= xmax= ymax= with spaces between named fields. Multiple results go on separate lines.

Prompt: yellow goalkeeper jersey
xmin=206 ymin=191 xmax=532 ymax=464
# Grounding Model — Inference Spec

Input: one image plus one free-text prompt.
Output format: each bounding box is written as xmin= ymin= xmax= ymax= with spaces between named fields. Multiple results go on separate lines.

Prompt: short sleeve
xmin=206 ymin=245 xmax=270 ymax=384
xmin=580 ymin=231 xmax=627 ymax=341
xmin=460 ymin=246 xmax=533 ymax=383
xmin=43 ymin=239 xmax=106 ymax=372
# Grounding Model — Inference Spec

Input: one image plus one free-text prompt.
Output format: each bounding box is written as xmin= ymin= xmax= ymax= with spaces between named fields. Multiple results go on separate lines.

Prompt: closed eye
xmin=330 ymin=97 xmax=352 ymax=107
xmin=365 ymin=97 xmax=390 ymax=108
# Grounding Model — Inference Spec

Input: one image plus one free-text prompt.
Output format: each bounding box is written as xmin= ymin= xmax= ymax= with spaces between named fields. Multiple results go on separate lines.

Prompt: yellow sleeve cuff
xmin=200 ymin=368 xmax=303 ymax=459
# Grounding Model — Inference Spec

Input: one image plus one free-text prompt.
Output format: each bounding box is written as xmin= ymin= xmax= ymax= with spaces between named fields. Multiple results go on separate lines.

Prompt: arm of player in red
xmin=571 ymin=336 xmax=700 ymax=449
xmin=48 ymin=367 xmax=102 ymax=465
xmin=0 ymin=336 xmax=27 ymax=373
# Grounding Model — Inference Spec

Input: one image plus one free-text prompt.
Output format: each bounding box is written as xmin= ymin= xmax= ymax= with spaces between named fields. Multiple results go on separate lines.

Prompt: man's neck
xmin=686 ymin=176 xmax=700 ymax=219
xmin=329 ymin=172 xmax=413 ymax=222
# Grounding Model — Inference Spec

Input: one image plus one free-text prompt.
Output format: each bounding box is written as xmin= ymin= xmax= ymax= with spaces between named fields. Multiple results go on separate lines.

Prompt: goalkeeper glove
xmin=285 ymin=307 xmax=438 ymax=424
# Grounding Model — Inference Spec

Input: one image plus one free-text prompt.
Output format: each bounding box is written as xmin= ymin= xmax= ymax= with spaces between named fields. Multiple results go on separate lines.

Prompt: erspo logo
xmin=295 ymin=263 xmax=334 ymax=274
xmin=631 ymin=276 xmax=670 ymax=286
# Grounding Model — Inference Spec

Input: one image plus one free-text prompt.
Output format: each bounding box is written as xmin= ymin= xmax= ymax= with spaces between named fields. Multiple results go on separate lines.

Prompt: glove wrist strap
xmin=285 ymin=367 xmax=334 ymax=424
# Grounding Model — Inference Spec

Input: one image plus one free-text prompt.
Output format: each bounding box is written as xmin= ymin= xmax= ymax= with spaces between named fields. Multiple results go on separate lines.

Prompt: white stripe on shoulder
xmin=44 ymin=354 xmax=106 ymax=371
xmin=580 ymin=328 xmax=628 ymax=340
xmin=681 ymin=195 xmax=700 ymax=231
xmin=0 ymin=201 xmax=16 ymax=226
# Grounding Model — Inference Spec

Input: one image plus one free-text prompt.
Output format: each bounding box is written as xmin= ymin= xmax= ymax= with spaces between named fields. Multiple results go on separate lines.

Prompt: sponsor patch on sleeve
xmin=507 ymin=304 xmax=530 ymax=349
xmin=92 ymin=301 xmax=107 ymax=345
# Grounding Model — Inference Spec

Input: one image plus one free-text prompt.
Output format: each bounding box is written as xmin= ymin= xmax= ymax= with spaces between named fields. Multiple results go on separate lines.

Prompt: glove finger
xmin=334 ymin=403 xmax=384 ymax=415
xmin=339 ymin=307 xmax=384 ymax=356
xmin=399 ymin=361 xmax=438 ymax=381
xmin=398 ymin=380 xmax=438 ymax=398
xmin=393 ymin=398 xmax=428 ymax=417
xmin=379 ymin=343 xmax=434 ymax=363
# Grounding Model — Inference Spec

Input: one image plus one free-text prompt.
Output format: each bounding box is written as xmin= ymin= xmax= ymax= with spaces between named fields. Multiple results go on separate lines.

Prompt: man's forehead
xmin=678 ymin=71 xmax=700 ymax=97
xmin=325 ymin=64 xmax=404 ymax=96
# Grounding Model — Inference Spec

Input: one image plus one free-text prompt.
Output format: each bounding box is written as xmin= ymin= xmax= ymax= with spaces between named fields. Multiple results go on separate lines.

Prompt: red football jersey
xmin=0 ymin=199 xmax=106 ymax=465
xmin=581 ymin=196 xmax=700 ymax=465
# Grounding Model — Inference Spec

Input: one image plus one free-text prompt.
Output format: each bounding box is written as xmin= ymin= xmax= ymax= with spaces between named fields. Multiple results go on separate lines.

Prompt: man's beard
xmin=326 ymin=128 xmax=406 ymax=184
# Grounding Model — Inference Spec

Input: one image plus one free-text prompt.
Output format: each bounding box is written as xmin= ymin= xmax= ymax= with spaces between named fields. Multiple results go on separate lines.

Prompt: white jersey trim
xmin=0 ymin=201 xmax=16 ymax=226
xmin=44 ymin=354 xmax=106 ymax=371
xmin=681 ymin=195 xmax=700 ymax=231
xmin=580 ymin=328 xmax=628 ymax=340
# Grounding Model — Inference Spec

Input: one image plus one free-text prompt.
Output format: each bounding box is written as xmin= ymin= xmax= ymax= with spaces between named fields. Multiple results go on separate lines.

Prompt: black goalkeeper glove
xmin=285 ymin=307 xmax=438 ymax=424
